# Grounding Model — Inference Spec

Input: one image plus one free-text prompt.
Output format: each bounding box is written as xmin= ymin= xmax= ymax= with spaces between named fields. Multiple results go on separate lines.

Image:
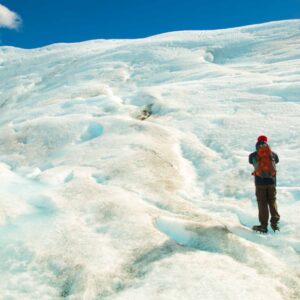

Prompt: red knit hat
xmin=257 ymin=135 xmax=268 ymax=142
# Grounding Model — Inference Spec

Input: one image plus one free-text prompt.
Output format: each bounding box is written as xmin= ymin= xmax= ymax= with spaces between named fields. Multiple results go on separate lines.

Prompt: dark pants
xmin=256 ymin=185 xmax=280 ymax=227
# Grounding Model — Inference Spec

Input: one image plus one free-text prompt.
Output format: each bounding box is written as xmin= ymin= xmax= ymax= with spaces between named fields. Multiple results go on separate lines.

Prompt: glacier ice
xmin=0 ymin=20 xmax=300 ymax=299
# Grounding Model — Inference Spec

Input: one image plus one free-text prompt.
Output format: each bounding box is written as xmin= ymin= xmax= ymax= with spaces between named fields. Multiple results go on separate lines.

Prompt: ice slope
xmin=0 ymin=20 xmax=300 ymax=299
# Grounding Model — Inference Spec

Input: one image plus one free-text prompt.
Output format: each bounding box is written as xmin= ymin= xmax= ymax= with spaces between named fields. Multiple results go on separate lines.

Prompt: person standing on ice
xmin=249 ymin=135 xmax=280 ymax=233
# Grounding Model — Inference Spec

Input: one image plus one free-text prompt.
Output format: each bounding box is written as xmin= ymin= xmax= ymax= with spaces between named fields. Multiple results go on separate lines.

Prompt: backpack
xmin=252 ymin=144 xmax=276 ymax=178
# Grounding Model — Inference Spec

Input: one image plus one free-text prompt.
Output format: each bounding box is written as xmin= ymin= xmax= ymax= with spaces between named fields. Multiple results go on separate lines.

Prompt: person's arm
xmin=273 ymin=152 xmax=279 ymax=164
xmin=249 ymin=152 xmax=255 ymax=164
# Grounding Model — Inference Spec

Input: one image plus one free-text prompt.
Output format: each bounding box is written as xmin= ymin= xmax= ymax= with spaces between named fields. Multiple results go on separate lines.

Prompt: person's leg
xmin=256 ymin=185 xmax=269 ymax=227
xmin=267 ymin=185 xmax=280 ymax=226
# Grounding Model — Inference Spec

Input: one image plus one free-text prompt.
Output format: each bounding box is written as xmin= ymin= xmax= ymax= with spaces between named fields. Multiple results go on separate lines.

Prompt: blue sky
xmin=0 ymin=0 xmax=299 ymax=48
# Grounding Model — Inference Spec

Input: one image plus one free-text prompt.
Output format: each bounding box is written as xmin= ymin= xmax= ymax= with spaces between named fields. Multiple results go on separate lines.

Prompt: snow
xmin=0 ymin=20 xmax=300 ymax=299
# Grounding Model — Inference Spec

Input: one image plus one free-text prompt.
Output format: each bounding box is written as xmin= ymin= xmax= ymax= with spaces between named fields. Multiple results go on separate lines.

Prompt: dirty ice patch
xmin=155 ymin=216 xmax=287 ymax=268
xmin=112 ymin=251 xmax=287 ymax=300
xmin=155 ymin=216 xmax=251 ymax=265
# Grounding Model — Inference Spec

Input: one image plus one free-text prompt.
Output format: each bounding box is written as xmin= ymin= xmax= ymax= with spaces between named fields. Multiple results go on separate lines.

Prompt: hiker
xmin=249 ymin=135 xmax=280 ymax=233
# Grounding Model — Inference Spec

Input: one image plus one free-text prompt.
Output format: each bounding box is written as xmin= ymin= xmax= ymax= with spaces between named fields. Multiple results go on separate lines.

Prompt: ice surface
xmin=0 ymin=20 xmax=300 ymax=299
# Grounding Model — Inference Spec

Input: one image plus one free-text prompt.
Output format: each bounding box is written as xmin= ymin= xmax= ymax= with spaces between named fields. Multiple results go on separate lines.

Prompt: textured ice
xmin=0 ymin=20 xmax=300 ymax=299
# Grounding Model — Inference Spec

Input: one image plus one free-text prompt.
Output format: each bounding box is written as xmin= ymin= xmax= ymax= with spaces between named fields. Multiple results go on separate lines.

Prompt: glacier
xmin=0 ymin=20 xmax=300 ymax=299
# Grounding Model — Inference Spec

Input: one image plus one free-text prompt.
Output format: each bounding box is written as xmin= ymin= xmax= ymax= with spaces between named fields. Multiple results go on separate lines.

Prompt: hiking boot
xmin=252 ymin=225 xmax=268 ymax=234
xmin=271 ymin=223 xmax=280 ymax=232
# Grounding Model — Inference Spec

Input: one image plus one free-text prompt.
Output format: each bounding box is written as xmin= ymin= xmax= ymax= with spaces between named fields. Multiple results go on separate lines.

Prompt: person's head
xmin=256 ymin=135 xmax=268 ymax=150
xmin=257 ymin=135 xmax=268 ymax=143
